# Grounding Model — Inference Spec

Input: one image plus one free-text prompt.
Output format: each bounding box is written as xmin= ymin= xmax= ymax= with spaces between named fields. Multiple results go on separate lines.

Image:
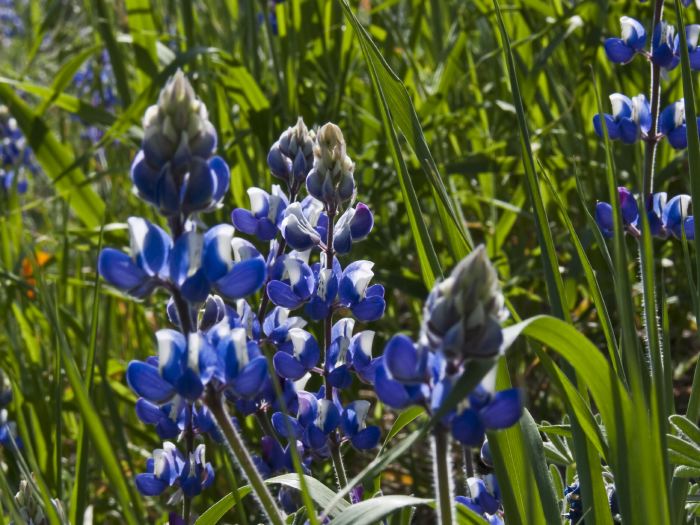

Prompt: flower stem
xmin=204 ymin=386 xmax=285 ymax=525
xmin=330 ymin=440 xmax=348 ymax=489
xmin=432 ymin=427 xmax=455 ymax=525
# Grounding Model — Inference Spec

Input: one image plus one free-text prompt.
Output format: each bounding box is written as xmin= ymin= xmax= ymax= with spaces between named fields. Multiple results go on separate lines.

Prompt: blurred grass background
xmin=0 ymin=0 xmax=698 ymax=522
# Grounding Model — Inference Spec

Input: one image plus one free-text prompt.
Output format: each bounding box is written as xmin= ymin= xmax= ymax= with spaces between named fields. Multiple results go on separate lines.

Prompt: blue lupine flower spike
xmin=593 ymin=93 xmax=651 ymax=144
xmin=604 ymin=17 xmax=646 ymax=64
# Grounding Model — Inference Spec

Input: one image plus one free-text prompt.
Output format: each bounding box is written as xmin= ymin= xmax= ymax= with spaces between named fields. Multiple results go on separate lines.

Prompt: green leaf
xmin=194 ymin=486 xmax=252 ymax=525
xmin=380 ymin=405 xmax=426 ymax=451
xmin=328 ymin=496 xmax=433 ymax=525
xmin=0 ymin=85 xmax=106 ymax=229
xmin=670 ymin=415 xmax=700 ymax=445
xmin=265 ymin=474 xmax=350 ymax=515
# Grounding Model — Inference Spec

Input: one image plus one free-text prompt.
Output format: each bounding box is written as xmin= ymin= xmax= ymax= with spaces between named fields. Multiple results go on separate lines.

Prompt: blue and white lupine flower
xmin=202 ymin=224 xmax=267 ymax=300
xmin=450 ymin=385 xmax=523 ymax=446
xmin=198 ymin=294 xmax=227 ymax=331
xmin=660 ymin=99 xmax=700 ymax=149
xmin=593 ymin=93 xmax=651 ymax=144
xmin=420 ymin=245 xmax=506 ymax=360
xmin=135 ymin=442 xmax=215 ymax=498
xmin=456 ymin=475 xmax=504 ymax=524
xmin=267 ymin=117 xmax=315 ymax=186
xmin=662 ymin=194 xmax=695 ymax=239
xmin=305 ymin=255 xmax=341 ymax=320
xmin=348 ymin=329 xmax=382 ymax=384
xmin=306 ymin=123 xmax=356 ymax=208
xmin=594 ymin=187 xmax=640 ymax=238
xmin=338 ymin=260 xmax=386 ymax=322
xmin=263 ymin=307 xmax=308 ymax=349
xmin=0 ymin=2 xmax=24 ymax=39
xmin=130 ymin=71 xmax=230 ymax=216
xmin=332 ymin=202 xmax=374 ymax=254
xmin=340 ymin=400 xmax=381 ymax=450
xmin=326 ymin=318 xmax=355 ymax=389
xmin=135 ymin=399 xmax=182 ymax=439
xmin=675 ymin=25 xmax=700 ymax=70
xmin=205 ymin=322 xmax=269 ymax=398
xmin=280 ymin=202 xmax=323 ymax=250
xmin=652 ymin=21 xmax=679 ymax=70
xmin=170 ymin=231 xmax=212 ymax=303
xmin=272 ymin=327 xmax=320 ymax=380
xmin=647 ymin=192 xmax=669 ymax=238
xmin=231 ymin=185 xmax=289 ymax=241
xmin=604 ymin=17 xmax=646 ymax=64
xmin=272 ymin=390 xmax=341 ymax=452
xmin=267 ymin=255 xmax=315 ymax=309
xmin=375 ymin=335 xmax=430 ymax=409
xmin=98 ymin=217 xmax=172 ymax=299
xmin=72 ymin=50 xmax=118 ymax=143
xmin=253 ymin=435 xmax=301 ymax=479
xmin=127 ymin=333 xmax=210 ymax=404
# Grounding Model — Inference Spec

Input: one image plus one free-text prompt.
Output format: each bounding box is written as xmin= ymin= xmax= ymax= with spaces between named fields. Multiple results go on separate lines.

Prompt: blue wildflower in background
xmin=660 ymin=98 xmax=700 ymax=149
xmin=0 ymin=104 xmax=39 ymax=194
xmin=604 ymin=17 xmax=647 ymax=64
xmin=593 ymin=93 xmax=651 ymax=144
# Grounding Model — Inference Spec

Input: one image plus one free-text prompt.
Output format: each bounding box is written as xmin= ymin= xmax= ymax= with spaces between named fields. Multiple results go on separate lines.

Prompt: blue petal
xmin=595 ymin=202 xmax=614 ymax=238
xmin=374 ymin=365 xmax=412 ymax=409
xmin=216 ymin=257 xmax=267 ymax=299
xmin=231 ymin=208 xmax=259 ymax=236
xmin=135 ymin=398 xmax=165 ymax=424
xmin=304 ymin=297 xmax=330 ymax=321
xmin=209 ymin=156 xmax=230 ymax=202
xmin=257 ymin=219 xmax=278 ymax=241
xmin=231 ymin=356 xmax=268 ymax=397
xmin=451 ymin=408 xmax=485 ymax=446
xmin=135 ymin=473 xmax=168 ymax=496
xmin=180 ymin=268 xmax=211 ymax=303
xmin=181 ymin=158 xmax=216 ymax=213
xmin=479 ymin=388 xmax=523 ymax=429
xmin=350 ymin=203 xmax=373 ymax=240
xmin=130 ymin=150 xmax=160 ymax=204
xmin=274 ymin=351 xmax=308 ymax=380
xmin=384 ymin=335 xmax=421 ymax=383
xmin=604 ymin=38 xmax=636 ymax=64
xmin=126 ymin=361 xmax=175 ymax=403
xmin=268 ymin=280 xmax=304 ymax=309
xmin=272 ymin=412 xmax=302 ymax=439
xmin=128 ymin=217 xmax=172 ymax=278
xmin=268 ymin=145 xmax=292 ymax=180
xmin=593 ymin=113 xmax=620 ymax=140
xmin=98 ymin=248 xmax=153 ymax=296
xmin=668 ymin=125 xmax=688 ymax=149
xmin=618 ymin=117 xmax=640 ymax=144
xmin=328 ymin=365 xmax=352 ymax=389
xmin=660 ymin=102 xmax=680 ymax=135
xmin=618 ymin=188 xmax=639 ymax=225
xmin=350 ymin=427 xmax=380 ymax=450
xmin=352 ymin=296 xmax=386 ymax=322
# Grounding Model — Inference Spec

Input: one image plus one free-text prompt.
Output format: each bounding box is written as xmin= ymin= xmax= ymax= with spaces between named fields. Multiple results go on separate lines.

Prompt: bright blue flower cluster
xmin=564 ymin=479 xmax=620 ymax=523
xmin=596 ymin=187 xmax=695 ymax=240
xmin=100 ymin=70 xmax=390 ymax=518
xmin=0 ymin=104 xmax=39 ymax=194
xmin=374 ymin=246 xmax=522 ymax=448
xmin=456 ymin=474 xmax=504 ymax=525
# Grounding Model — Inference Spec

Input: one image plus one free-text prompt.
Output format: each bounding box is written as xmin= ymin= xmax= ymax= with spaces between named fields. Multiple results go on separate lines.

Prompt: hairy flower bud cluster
xmin=306 ymin=123 xmax=355 ymax=209
xmin=131 ymin=70 xmax=230 ymax=216
xmin=267 ymin=117 xmax=315 ymax=188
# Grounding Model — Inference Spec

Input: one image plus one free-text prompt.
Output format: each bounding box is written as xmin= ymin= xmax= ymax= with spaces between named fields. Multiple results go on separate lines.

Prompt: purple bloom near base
xmin=135 ymin=442 xmax=214 ymax=498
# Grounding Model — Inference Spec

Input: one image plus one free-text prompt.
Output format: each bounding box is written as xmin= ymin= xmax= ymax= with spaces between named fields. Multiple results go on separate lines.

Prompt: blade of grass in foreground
xmin=492 ymin=3 xmax=610 ymax=522
xmin=338 ymin=0 xmax=442 ymax=287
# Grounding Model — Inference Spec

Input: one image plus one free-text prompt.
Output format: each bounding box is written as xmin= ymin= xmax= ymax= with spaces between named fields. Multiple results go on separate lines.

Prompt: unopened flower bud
xmin=420 ymin=245 xmax=506 ymax=360
xmin=306 ymin=123 xmax=355 ymax=208
xmin=267 ymin=117 xmax=315 ymax=186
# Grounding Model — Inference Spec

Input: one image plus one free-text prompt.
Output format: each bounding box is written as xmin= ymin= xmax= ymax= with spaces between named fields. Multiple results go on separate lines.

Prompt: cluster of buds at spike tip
xmin=267 ymin=117 xmax=315 ymax=190
xmin=131 ymin=70 xmax=230 ymax=217
xmin=420 ymin=245 xmax=507 ymax=363
xmin=306 ymin=123 xmax=355 ymax=210
xmin=14 ymin=478 xmax=66 ymax=524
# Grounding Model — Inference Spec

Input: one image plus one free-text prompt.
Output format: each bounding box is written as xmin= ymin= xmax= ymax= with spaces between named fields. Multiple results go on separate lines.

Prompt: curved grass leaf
xmin=328 ymin=495 xmax=433 ymax=525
